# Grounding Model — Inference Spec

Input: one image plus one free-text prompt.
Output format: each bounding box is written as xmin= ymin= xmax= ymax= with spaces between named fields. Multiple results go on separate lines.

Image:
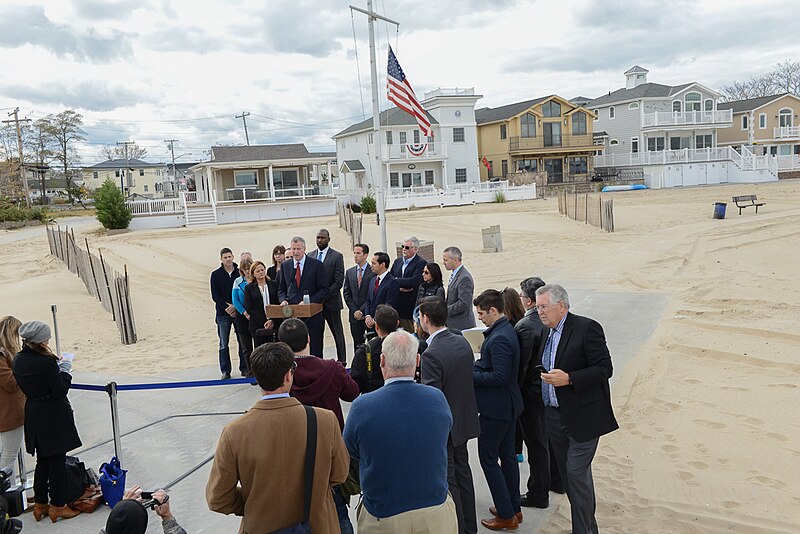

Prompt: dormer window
xmin=685 ymin=92 xmax=701 ymax=112
xmin=542 ymin=101 xmax=561 ymax=118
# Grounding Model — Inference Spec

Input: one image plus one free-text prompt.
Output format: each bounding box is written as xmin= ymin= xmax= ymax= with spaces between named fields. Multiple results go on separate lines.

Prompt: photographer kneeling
xmin=101 ymin=485 xmax=186 ymax=534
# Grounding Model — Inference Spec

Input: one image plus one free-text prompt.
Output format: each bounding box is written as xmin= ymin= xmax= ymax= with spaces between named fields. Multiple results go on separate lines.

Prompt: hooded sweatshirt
xmin=291 ymin=356 xmax=360 ymax=430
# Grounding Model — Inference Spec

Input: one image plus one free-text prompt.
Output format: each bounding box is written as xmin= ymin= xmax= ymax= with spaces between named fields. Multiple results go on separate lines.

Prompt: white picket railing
xmin=126 ymin=197 xmax=183 ymax=215
xmin=641 ymin=109 xmax=733 ymax=128
xmin=595 ymin=148 xmax=732 ymax=167
xmin=774 ymin=126 xmax=800 ymax=139
xmin=775 ymin=154 xmax=800 ymax=170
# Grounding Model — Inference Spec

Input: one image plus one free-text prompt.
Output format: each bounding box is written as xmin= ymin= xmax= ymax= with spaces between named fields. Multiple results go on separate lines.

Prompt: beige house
xmin=475 ymin=95 xmax=596 ymax=183
xmin=82 ymin=159 xmax=172 ymax=198
xmin=717 ymin=93 xmax=800 ymax=170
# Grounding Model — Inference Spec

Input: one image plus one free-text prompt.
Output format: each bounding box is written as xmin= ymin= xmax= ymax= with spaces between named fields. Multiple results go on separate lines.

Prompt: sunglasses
xmin=403 ymin=245 xmax=413 ymax=249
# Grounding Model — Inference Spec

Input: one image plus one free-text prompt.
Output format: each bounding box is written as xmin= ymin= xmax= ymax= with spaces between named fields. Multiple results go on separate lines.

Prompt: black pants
xmin=519 ymin=397 xmax=562 ymax=504
xmin=448 ymin=440 xmax=478 ymax=534
xmin=322 ymin=307 xmax=347 ymax=362
xmin=306 ymin=314 xmax=325 ymax=358
xmin=34 ymin=452 xmax=67 ymax=506
xmin=348 ymin=314 xmax=367 ymax=352
xmin=478 ymin=415 xmax=520 ymax=520
xmin=234 ymin=314 xmax=253 ymax=374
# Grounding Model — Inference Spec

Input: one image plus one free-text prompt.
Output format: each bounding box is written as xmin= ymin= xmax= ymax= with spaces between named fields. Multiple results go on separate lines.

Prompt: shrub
xmin=360 ymin=192 xmax=377 ymax=214
xmin=94 ymin=179 xmax=132 ymax=229
xmin=0 ymin=203 xmax=50 ymax=223
xmin=494 ymin=191 xmax=507 ymax=203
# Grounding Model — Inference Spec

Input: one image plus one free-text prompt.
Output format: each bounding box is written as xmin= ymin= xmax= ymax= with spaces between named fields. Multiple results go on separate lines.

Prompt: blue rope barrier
xmin=72 ymin=377 xmax=256 ymax=392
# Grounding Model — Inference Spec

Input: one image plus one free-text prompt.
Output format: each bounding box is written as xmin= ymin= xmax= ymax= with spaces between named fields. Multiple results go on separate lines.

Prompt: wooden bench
xmin=731 ymin=194 xmax=765 ymax=215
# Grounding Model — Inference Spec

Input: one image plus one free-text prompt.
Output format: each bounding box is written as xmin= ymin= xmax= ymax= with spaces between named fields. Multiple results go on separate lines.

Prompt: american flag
xmin=387 ymin=46 xmax=433 ymax=137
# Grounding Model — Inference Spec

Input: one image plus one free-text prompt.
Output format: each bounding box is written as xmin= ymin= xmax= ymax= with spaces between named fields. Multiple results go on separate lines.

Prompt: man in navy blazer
xmin=360 ymin=251 xmax=399 ymax=332
xmin=389 ymin=236 xmax=427 ymax=331
xmin=472 ymin=289 xmax=524 ymax=531
xmin=278 ymin=236 xmax=328 ymax=357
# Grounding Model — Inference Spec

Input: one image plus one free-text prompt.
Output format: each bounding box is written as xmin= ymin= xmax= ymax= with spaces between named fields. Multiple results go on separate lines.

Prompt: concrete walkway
xmin=15 ymin=289 xmax=666 ymax=533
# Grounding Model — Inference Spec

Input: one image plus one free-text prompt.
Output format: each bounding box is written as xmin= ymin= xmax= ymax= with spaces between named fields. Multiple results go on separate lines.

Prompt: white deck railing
xmin=775 ymin=154 xmax=800 ymax=170
xmin=216 ymin=186 xmax=335 ymax=203
xmin=126 ymin=197 xmax=183 ymax=215
xmin=642 ymin=109 xmax=733 ymax=128
xmin=596 ymin=146 xmax=778 ymax=177
xmin=774 ymin=126 xmax=800 ymax=138
xmin=381 ymin=142 xmax=447 ymax=160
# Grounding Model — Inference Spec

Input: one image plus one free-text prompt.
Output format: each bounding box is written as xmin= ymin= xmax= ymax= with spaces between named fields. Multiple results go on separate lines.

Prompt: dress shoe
xmin=221 ymin=372 xmax=231 ymax=380
xmin=32 ymin=503 xmax=49 ymax=521
xmin=489 ymin=506 xmax=523 ymax=524
xmin=48 ymin=505 xmax=81 ymax=522
xmin=481 ymin=515 xmax=519 ymax=531
xmin=520 ymin=493 xmax=549 ymax=508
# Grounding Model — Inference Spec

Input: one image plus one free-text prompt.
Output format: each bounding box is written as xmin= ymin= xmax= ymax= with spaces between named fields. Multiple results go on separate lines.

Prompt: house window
xmin=779 ymin=108 xmax=793 ymax=127
xmin=542 ymin=101 xmax=561 ymax=118
xmin=696 ymin=134 xmax=713 ymax=149
xmin=609 ymin=139 xmax=620 ymax=146
xmin=517 ymin=159 xmax=537 ymax=172
xmin=629 ymin=102 xmax=639 ymax=110
xmin=453 ymin=127 xmax=465 ymax=143
xmin=402 ymin=173 xmax=412 ymax=187
xmin=386 ymin=131 xmax=393 ymax=144
xmin=647 ymin=137 xmax=665 ymax=151
xmin=413 ymin=129 xmax=420 ymax=144
xmin=93 ymin=171 xmax=98 ymax=179
xmin=544 ymin=122 xmax=562 ymax=147
xmin=368 ymin=133 xmax=373 ymax=144
xmin=759 ymin=113 xmax=767 ymax=129
xmin=340 ymin=139 xmax=346 ymax=149
xmin=143 ymin=185 xmax=149 ymax=192
xmin=156 ymin=183 xmax=162 ymax=192
xmin=593 ymin=109 xmax=599 ymax=121
xmin=500 ymin=124 xmax=507 ymax=140
xmin=234 ymin=170 xmax=257 ymax=187
xmin=487 ymin=161 xmax=493 ymax=179
xmin=455 ymin=168 xmax=467 ymax=183
xmin=399 ymin=131 xmax=407 ymax=153
xmin=609 ymin=106 xmax=615 ymax=119
xmin=704 ymin=99 xmax=714 ymax=112
xmin=424 ymin=170 xmax=434 ymax=185
xmin=631 ymin=137 xmax=639 ymax=153
xmin=501 ymin=160 xmax=508 ymax=178
xmin=572 ymin=111 xmax=587 ymax=135
xmin=139 ymin=169 xmax=145 ymax=176
xmin=569 ymin=157 xmax=588 ymax=175
xmin=685 ymin=92 xmax=701 ymax=112
xmin=673 ymin=101 xmax=682 ymax=113
xmin=115 ymin=170 xmax=120 ymax=177
xmin=670 ymin=136 xmax=690 ymax=150
xmin=520 ymin=113 xmax=536 ymax=138
xmin=390 ymin=172 xmax=399 ymax=187
xmin=741 ymin=115 xmax=749 ymax=130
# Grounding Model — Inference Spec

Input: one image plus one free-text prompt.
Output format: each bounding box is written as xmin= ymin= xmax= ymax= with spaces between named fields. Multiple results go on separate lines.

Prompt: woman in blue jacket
xmin=231 ymin=257 xmax=253 ymax=377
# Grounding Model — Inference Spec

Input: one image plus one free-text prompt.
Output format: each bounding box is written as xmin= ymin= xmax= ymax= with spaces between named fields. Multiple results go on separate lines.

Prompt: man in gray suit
xmin=343 ymin=243 xmax=375 ymax=351
xmin=419 ymin=297 xmax=480 ymax=534
xmin=442 ymin=246 xmax=476 ymax=331
xmin=310 ymin=229 xmax=347 ymax=363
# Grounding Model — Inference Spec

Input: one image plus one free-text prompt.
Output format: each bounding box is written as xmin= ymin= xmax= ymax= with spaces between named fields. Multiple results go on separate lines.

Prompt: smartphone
xmin=533 ymin=364 xmax=547 ymax=375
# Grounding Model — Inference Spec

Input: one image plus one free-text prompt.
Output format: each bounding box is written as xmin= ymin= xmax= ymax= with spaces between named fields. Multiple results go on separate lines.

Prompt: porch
xmin=641 ymin=110 xmax=733 ymax=129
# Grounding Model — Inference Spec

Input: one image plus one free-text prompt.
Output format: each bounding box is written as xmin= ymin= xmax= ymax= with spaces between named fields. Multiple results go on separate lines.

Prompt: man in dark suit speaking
xmin=309 ymin=229 xmax=347 ymax=364
xmin=535 ymin=284 xmax=618 ymax=534
xmin=278 ymin=236 xmax=328 ymax=358
xmin=419 ymin=297 xmax=480 ymax=534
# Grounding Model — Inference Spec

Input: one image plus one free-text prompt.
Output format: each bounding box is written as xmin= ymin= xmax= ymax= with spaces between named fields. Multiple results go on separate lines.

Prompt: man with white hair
xmin=390 ymin=236 xmax=427 ymax=332
xmin=344 ymin=330 xmax=457 ymax=533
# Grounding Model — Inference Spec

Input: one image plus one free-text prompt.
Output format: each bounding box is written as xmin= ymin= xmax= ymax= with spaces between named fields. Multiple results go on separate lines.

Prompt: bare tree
xmin=720 ymin=58 xmax=800 ymax=101
xmin=40 ymin=110 xmax=85 ymax=202
xmin=771 ymin=59 xmax=800 ymax=95
xmin=26 ymin=119 xmax=57 ymax=203
xmin=99 ymin=142 xmax=148 ymax=161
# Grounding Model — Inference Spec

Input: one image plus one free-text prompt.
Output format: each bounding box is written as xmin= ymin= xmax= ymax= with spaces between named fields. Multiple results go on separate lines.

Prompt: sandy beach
xmin=2 ymin=180 xmax=800 ymax=532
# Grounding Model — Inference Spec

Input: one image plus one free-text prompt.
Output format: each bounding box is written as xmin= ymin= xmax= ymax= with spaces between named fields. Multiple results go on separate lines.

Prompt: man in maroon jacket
xmin=278 ymin=318 xmax=360 ymax=533
xmin=278 ymin=318 xmax=360 ymax=429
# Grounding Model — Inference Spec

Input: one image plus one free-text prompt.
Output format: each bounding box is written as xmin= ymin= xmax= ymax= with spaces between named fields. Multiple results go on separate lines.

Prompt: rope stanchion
xmin=72 ymin=376 xmax=257 ymax=392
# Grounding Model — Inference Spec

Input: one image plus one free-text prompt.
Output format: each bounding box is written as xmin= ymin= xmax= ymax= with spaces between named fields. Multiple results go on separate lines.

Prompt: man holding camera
xmin=101 ymin=486 xmax=186 ymax=534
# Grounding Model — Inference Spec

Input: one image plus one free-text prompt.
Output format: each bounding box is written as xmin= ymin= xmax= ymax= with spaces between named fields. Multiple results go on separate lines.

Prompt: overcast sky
xmin=1 ymin=0 xmax=797 ymax=165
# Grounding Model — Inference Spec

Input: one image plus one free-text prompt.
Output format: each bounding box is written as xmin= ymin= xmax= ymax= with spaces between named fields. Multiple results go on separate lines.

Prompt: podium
xmin=266 ymin=303 xmax=323 ymax=320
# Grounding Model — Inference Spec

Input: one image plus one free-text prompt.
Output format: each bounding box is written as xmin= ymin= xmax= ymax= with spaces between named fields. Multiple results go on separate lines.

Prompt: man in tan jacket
xmin=206 ymin=342 xmax=350 ymax=533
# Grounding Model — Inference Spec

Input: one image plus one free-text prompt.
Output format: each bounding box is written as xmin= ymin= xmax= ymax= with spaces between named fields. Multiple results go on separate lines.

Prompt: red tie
xmin=295 ymin=262 xmax=301 ymax=287
xmin=357 ymin=267 xmax=363 ymax=287
xmin=374 ymin=276 xmax=380 ymax=294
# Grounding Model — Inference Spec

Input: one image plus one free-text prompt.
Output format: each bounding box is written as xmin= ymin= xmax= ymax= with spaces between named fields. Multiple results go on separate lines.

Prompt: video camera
xmin=0 ymin=467 xmax=24 ymax=521
xmin=140 ymin=491 xmax=169 ymax=510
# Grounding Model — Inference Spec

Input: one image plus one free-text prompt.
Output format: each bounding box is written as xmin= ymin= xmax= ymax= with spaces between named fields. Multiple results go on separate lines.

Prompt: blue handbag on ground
xmin=98 ymin=457 xmax=127 ymax=508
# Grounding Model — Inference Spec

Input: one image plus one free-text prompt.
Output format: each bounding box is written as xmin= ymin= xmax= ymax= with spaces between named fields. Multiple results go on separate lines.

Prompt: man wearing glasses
xmin=534 ymin=284 xmax=618 ymax=534
xmin=390 ymin=236 xmax=428 ymax=332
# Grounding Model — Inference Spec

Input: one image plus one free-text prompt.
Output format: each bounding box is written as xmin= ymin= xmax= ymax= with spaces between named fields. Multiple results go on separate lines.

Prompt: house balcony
xmin=381 ymin=142 xmax=447 ymax=161
xmin=641 ymin=110 xmax=733 ymax=129
xmin=774 ymin=126 xmax=800 ymax=139
xmin=595 ymin=147 xmax=734 ymax=167
xmin=508 ymin=134 xmax=594 ymax=154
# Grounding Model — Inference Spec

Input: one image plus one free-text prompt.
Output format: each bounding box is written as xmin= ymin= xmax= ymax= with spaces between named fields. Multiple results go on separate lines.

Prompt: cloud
xmin=145 ymin=25 xmax=224 ymax=54
xmin=1 ymin=80 xmax=152 ymax=112
xmin=0 ymin=5 xmax=133 ymax=62
xmin=71 ymin=0 xmax=146 ymax=20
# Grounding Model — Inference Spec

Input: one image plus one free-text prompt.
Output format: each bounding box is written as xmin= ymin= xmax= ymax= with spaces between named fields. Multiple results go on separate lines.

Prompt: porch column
xmin=327 ymin=160 xmax=332 ymax=189
xmin=269 ymin=164 xmax=276 ymax=201
xmin=204 ymin=166 xmax=213 ymax=203
xmin=442 ymin=160 xmax=448 ymax=189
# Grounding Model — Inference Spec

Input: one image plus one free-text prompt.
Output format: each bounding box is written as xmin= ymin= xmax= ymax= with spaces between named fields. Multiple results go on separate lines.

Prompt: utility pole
xmin=164 ymin=139 xmax=179 ymax=180
xmin=350 ymin=1 xmax=398 ymax=253
xmin=2 ymin=108 xmax=32 ymax=207
xmin=117 ymin=141 xmax=135 ymax=196
xmin=235 ymin=112 xmax=251 ymax=146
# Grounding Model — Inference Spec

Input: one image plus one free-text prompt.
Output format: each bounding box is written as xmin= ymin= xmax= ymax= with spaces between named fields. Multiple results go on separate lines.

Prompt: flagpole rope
xmin=350 ymin=9 xmax=368 ymax=121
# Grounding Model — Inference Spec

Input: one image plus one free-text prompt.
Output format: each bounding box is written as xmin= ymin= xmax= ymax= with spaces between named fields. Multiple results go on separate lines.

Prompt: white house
xmin=333 ymin=88 xmax=483 ymax=193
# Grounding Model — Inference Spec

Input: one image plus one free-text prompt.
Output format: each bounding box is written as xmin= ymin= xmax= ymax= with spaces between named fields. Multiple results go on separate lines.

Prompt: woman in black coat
xmin=416 ymin=261 xmax=446 ymax=305
xmin=244 ymin=260 xmax=281 ymax=347
xmin=13 ymin=321 xmax=81 ymax=523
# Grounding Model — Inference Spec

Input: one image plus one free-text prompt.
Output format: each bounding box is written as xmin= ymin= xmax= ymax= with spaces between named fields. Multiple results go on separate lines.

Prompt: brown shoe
xmin=32 ymin=503 xmax=50 ymax=522
xmin=489 ymin=506 xmax=523 ymax=524
xmin=48 ymin=504 xmax=81 ymax=522
xmin=481 ymin=515 xmax=519 ymax=531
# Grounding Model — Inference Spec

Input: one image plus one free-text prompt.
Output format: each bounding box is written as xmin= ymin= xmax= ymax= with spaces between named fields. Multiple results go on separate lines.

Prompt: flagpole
xmin=351 ymin=2 xmax=399 ymax=254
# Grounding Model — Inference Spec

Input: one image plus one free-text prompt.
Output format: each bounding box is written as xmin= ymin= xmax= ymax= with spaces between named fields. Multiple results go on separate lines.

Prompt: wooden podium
xmin=266 ymin=303 xmax=323 ymax=320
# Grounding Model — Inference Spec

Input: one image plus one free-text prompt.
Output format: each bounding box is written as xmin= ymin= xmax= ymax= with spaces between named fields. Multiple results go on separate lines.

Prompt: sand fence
xmin=558 ymin=190 xmax=615 ymax=233
xmin=337 ymin=202 xmax=363 ymax=249
xmin=46 ymin=225 xmax=138 ymax=344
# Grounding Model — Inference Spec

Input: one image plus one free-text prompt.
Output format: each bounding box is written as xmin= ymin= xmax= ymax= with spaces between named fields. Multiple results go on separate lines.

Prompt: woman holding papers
xmin=244 ymin=260 xmax=280 ymax=347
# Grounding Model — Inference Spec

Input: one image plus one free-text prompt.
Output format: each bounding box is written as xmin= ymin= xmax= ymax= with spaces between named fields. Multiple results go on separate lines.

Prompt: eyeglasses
xmin=535 ymin=303 xmax=559 ymax=312
xmin=290 ymin=361 xmax=297 ymax=374
xmin=403 ymin=245 xmax=413 ymax=250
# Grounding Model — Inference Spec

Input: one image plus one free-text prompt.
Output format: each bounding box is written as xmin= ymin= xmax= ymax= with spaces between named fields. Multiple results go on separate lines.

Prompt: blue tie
xmin=541 ymin=329 xmax=557 ymax=407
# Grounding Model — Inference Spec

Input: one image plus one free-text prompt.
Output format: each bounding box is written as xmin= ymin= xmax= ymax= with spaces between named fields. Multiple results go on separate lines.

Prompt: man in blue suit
xmin=389 ymin=236 xmax=427 ymax=331
xmin=359 ymin=251 xmax=400 ymax=333
xmin=278 ymin=236 xmax=328 ymax=357
xmin=473 ymin=289 xmax=524 ymax=531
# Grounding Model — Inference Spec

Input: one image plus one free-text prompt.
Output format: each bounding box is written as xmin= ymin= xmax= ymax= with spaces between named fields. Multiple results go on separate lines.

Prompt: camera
xmin=140 ymin=491 xmax=169 ymax=510
xmin=0 ymin=467 xmax=10 ymax=493
xmin=0 ymin=467 xmax=24 ymax=521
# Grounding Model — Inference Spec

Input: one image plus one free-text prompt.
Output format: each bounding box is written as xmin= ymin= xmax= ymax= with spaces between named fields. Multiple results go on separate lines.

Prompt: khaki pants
xmin=357 ymin=494 xmax=458 ymax=534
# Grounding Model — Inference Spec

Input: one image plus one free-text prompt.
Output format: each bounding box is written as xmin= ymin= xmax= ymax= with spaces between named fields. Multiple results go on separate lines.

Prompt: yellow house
xmin=717 ymin=93 xmax=800 ymax=170
xmin=475 ymin=95 xmax=597 ymax=183
xmin=82 ymin=159 xmax=172 ymax=198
